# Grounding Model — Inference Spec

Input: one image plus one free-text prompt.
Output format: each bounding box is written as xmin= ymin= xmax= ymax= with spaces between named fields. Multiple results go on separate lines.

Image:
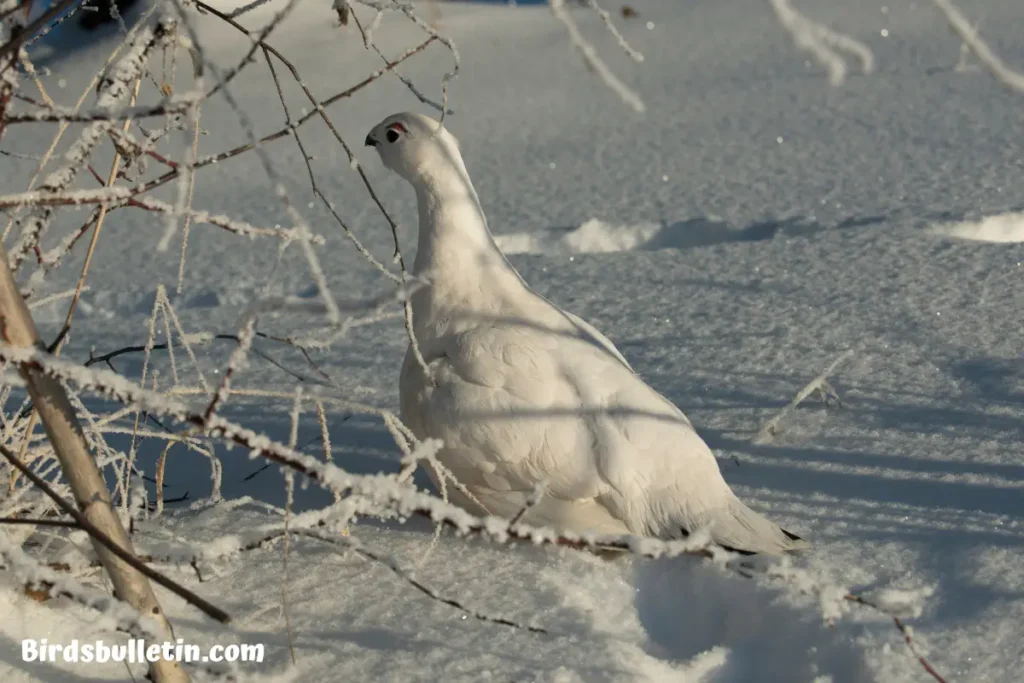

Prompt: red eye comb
xmin=387 ymin=122 xmax=408 ymax=134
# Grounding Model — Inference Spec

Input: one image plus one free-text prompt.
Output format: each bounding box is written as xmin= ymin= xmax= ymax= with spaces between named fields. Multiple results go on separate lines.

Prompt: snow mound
xmin=495 ymin=218 xmax=663 ymax=255
xmin=495 ymin=216 xmax=821 ymax=255
xmin=937 ymin=212 xmax=1024 ymax=243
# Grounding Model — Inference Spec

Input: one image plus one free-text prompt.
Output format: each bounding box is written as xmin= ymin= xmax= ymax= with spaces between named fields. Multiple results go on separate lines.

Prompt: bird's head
xmin=364 ymin=112 xmax=464 ymax=184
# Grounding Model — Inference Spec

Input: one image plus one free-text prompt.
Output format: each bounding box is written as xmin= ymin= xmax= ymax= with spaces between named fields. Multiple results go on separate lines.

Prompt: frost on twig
xmin=754 ymin=350 xmax=853 ymax=443
xmin=0 ymin=531 xmax=165 ymax=640
xmin=549 ymin=0 xmax=645 ymax=112
xmin=0 ymin=443 xmax=230 ymax=624
xmin=229 ymin=0 xmax=276 ymax=19
xmin=932 ymin=0 xmax=1024 ymax=94
xmin=583 ymin=0 xmax=644 ymax=64
xmin=768 ymin=0 xmax=874 ymax=86
xmin=8 ymin=22 xmax=168 ymax=271
xmin=0 ymin=234 xmax=192 ymax=681
xmin=354 ymin=0 xmax=460 ymax=116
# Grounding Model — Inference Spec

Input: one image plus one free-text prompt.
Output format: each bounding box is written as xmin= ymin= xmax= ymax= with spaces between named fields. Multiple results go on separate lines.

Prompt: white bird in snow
xmin=365 ymin=112 xmax=808 ymax=555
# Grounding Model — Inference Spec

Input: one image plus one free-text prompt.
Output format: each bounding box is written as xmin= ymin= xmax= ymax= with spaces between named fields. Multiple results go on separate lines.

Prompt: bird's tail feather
xmin=710 ymin=496 xmax=810 ymax=556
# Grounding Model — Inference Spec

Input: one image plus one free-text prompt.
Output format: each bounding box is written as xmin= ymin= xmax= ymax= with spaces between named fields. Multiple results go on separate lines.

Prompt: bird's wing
xmin=559 ymin=340 xmax=806 ymax=553
xmin=401 ymin=310 xmax=805 ymax=553
xmin=524 ymin=284 xmax=634 ymax=372
xmin=398 ymin=316 xmax=719 ymax=531
xmin=400 ymin=324 xmax=614 ymax=506
xmin=552 ymin=341 xmax=729 ymax=531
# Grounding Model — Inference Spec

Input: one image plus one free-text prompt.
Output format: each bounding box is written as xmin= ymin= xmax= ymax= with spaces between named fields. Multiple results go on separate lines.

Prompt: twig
xmin=0 ymin=231 xmax=192 ymax=682
xmin=768 ymin=0 xmax=874 ymax=86
xmin=1 ymin=4 xmax=160 ymax=248
xmin=549 ymin=0 xmax=645 ymax=112
xmin=175 ymin=102 xmax=202 ymax=294
xmin=754 ymin=350 xmax=853 ymax=443
xmin=350 ymin=10 xmax=451 ymax=114
xmin=87 ymin=332 xmax=329 ymax=386
xmin=844 ymin=594 xmax=948 ymax=683
xmin=0 ymin=444 xmax=231 ymax=624
xmin=356 ymin=0 xmax=460 ymax=120
xmin=583 ymin=0 xmax=644 ymax=63
xmin=0 ymin=0 xmax=82 ymax=66
xmin=280 ymin=502 xmax=297 ymax=656
xmin=931 ymin=0 xmax=1024 ymax=93
xmin=8 ymin=22 xmax=167 ymax=272
xmin=281 ymin=390 xmax=300 ymax=664
xmin=0 ymin=536 xmax=166 ymax=643
xmin=242 ymin=462 xmax=271 ymax=482
xmin=299 ymin=528 xmax=547 ymax=634
xmin=508 ymin=482 xmax=546 ymax=526
xmin=94 ymin=36 xmax=436 ymax=212
xmin=58 ymin=73 xmax=144 ymax=352
xmin=261 ymin=44 xmax=398 ymax=283
xmin=314 ymin=400 xmax=341 ymax=504
xmin=203 ymin=318 xmax=256 ymax=420
xmin=28 ymin=518 xmax=546 ymax=634
xmin=192 ymin=0 xmax=406 ymax=310
xmin=4 ymin=100 xmax=192 ymax=124
xmin=0 ymin=516 xmax=78 ymax=527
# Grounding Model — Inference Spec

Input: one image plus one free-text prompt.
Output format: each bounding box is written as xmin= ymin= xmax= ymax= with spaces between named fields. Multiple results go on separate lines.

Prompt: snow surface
xmin=3 ymin=0 xmax=1024 ymax=681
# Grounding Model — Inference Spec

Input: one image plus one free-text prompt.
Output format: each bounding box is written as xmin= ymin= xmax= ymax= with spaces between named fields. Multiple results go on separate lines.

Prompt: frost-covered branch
xmin=932 ymin=0 xmax=1024 ymax=93
xmin=754 ymin=350 xmax=852 ymax=443
xmin=549 ymin=0 xmax=645 ymax=112
xmin=0 ymin=0 xmax=81 ymax=65
xmin=768 ymin=0 xmax=874 ymax=86
xmin=0 ymin=238 xmax=190 ymax=682
xmin=8 ymin=21 xmax=168 ymax=271
xmin=0 ymin=444 xmax=231 ymax=624
xmin=0 ymin=530 xmax=166 ymax=641
xmin=844 ymin=592 xmax=947 ymax=683
xmin=0 ymin=187 xmax=326 ymax=241
xmin=4 ymin=98 xmax=193 ymax=123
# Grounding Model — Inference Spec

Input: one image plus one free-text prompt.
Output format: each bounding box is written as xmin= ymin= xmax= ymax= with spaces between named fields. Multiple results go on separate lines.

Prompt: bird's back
xmin=400 ymin=286 xmax=732 ymax=530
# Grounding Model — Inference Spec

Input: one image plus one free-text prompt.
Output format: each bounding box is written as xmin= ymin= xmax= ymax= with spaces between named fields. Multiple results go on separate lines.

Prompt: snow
xmin=2 ymin=0 xmax=1024 ymax=681
xmin=496 ymin=217 xmax=663 ymax=254
xmin=494 ymin=216 xmax=829 ymax=254
xmin=937 ymin=211 xmax=1024 ymax=243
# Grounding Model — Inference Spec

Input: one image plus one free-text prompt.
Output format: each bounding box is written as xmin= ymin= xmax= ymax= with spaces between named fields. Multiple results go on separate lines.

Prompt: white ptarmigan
xmin=365 ymin=112 xmax=808 ymax=555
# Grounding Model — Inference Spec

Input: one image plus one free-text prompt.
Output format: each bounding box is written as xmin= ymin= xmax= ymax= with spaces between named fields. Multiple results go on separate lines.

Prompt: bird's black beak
xmin=364 ymin=134 xmax=378 ymax=147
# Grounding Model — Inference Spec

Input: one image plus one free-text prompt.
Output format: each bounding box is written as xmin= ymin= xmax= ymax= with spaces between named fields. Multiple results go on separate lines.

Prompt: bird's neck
xmin=412 ymin=167 xmax=524 ymax=305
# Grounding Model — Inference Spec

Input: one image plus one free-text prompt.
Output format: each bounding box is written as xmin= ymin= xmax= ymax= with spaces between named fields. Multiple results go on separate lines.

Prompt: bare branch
xmin=754 ymin=350 xmax=853 ymax=443
xmin=0 ymin=445 xmax=231 ymax=625
xmin=768 ymin=0 xmax=874 ymax=86
xmin=549 ymin=0 xmax=645 ymax=112
xmin=932 ymin=0 xmax=1024 ymax=93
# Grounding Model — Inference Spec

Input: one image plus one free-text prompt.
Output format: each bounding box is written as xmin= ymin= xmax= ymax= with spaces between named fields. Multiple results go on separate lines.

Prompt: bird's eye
xmin=386 ymin=128 xmax=400 ymax=143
